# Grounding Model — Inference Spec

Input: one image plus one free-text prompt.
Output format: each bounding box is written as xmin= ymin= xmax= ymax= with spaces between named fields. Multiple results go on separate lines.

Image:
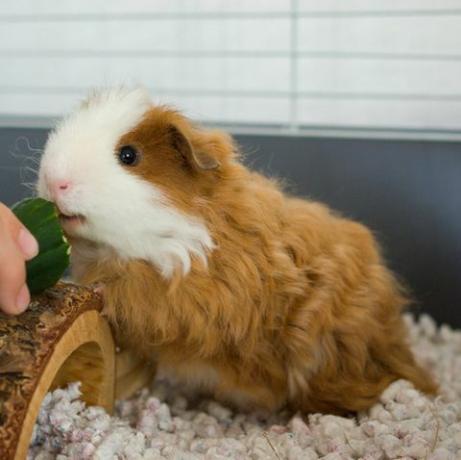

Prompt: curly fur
xmin=67 ymin=102 xmax=436 ymax=415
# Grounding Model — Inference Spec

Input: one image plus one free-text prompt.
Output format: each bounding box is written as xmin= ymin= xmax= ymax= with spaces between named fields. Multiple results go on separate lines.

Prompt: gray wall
xmin=1 ymin=127 xmax=460 ymax=327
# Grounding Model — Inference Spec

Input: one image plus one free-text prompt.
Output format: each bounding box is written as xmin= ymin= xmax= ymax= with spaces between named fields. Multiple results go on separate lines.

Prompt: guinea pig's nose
xmin=50 ymin=179 xmax=72 ymax=198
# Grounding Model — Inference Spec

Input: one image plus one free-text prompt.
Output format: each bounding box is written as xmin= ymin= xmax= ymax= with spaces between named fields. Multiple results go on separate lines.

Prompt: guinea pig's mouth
xmin=58 ymin=212 xmax=86 ymax=227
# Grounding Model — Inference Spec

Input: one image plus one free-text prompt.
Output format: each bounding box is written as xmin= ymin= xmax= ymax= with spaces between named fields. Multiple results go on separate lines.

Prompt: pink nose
xmin=50 ymin=180 xmax=72 ymax=198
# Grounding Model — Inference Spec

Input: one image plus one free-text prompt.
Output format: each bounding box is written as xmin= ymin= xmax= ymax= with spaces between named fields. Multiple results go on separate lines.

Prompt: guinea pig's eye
xmin=118 ymin=145 xmax=139 ymax=166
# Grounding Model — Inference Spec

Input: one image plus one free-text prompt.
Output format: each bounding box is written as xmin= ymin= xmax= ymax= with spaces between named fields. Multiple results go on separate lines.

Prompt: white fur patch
xmin=37 ymin=87 xmax=214 ymax=277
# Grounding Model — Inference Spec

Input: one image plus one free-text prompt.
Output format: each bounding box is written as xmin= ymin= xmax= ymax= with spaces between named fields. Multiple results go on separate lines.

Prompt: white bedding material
xmin=28 ymin=314 xmax=461 ymax=459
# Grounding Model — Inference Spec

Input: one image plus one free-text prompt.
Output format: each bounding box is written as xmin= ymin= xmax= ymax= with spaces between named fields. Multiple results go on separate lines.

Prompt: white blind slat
xmin=0 ymin=0 xmax=459 ymax=133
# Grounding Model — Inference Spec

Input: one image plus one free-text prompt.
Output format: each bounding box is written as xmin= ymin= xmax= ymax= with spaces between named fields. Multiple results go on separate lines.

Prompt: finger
xmin=0 ymin=203 xmax=32 ymax=314
xmin=0 ymin=236 xmax=30 ymax=315
xmin=17 ymin=227 xmax=39 ymax=260
xmin=0 ymin=203 xmax=38 ymax=260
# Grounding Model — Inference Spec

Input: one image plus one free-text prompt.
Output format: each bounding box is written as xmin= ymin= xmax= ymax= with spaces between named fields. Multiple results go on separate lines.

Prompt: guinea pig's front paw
xmin=89 ymin=282 xmax=105 ymax=296
xmin=88 ymin=282 xmax=108 ymax=314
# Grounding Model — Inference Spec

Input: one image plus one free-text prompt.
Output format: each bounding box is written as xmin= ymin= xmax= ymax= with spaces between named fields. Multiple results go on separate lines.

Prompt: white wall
xmin=0 ymin=0 xmax=461 ymax=132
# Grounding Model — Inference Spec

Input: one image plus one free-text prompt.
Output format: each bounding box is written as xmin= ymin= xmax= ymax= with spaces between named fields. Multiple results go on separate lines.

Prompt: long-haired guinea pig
xmin=37 ymin=87 xmax=436 ymax=415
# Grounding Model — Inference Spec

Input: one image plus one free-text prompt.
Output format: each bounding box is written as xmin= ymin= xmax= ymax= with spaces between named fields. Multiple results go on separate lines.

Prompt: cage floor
xmin=28 ymin=314 xmax=461 ymax=460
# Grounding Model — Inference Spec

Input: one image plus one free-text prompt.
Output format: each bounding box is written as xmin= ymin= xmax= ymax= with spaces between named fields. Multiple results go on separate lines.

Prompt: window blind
xmin=0 ymin=0 xmax=461 ymax=135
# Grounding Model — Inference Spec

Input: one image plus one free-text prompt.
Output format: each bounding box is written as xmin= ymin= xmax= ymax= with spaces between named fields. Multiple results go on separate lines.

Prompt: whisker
xmin=9 ymin=136 xmax=45 ymax=195
xmin=22 ymin=164 xmax=39 ymax=175
xmin=11 ymin=136 xmax=44 ymax=156
xmin=22 ymin=155 xmax=41 ymax=165
xmin=21 ymin=182 xmax=38 ymax=193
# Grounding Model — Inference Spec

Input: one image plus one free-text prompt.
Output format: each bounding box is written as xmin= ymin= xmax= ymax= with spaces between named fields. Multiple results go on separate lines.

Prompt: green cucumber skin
xmin=25 ymin=245 xmax=70 ymax=294
xmin=11 ymin=197 xmax=70 ymax=294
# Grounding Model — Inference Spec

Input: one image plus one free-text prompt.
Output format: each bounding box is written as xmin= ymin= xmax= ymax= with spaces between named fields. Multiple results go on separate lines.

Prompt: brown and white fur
xmin=37 ymin=87 xmax=436 ymax=415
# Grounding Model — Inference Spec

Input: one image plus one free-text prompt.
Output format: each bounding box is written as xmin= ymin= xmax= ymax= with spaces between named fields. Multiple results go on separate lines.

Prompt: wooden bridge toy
xmin=0 ymin=282 xmax=155 ymax=460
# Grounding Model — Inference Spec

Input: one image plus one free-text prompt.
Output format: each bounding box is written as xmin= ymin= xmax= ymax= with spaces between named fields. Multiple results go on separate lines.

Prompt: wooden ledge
xmin=0 ymin=282 xmax=115 ymax=460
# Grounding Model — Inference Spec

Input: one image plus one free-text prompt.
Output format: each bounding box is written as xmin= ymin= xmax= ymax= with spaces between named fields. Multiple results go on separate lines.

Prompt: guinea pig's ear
xmin=169 ymin=125 xmax=220 ymax=171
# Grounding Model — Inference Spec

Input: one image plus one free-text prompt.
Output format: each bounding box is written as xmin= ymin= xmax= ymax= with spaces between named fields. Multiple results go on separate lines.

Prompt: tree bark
xmin=0 ymin=282 xmax=114 ymax=460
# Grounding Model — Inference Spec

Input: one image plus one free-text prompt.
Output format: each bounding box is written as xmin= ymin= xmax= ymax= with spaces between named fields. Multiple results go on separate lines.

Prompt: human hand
xmin=0 ymin=202 xmax=39 ymax=315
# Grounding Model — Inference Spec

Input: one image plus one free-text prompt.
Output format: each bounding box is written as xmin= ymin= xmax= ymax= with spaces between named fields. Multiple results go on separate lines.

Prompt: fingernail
xmin=16 ymin=284 xmax=30 ymax=313
xmin=18 ymin=228 xmax=39 ymax=259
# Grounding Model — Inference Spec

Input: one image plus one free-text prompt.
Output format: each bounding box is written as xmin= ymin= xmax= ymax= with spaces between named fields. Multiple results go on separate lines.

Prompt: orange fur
xmin=70 ymin=106 xmax=437 ymax=415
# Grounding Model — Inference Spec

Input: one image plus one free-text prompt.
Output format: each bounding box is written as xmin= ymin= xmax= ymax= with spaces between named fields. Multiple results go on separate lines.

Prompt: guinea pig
xmin=37 ymin=87 xmax=436 ymax=415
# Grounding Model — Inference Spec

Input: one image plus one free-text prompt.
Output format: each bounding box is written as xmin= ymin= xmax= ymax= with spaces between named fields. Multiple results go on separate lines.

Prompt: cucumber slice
xmin=12 ymin=197 xmax=70 ymax=294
